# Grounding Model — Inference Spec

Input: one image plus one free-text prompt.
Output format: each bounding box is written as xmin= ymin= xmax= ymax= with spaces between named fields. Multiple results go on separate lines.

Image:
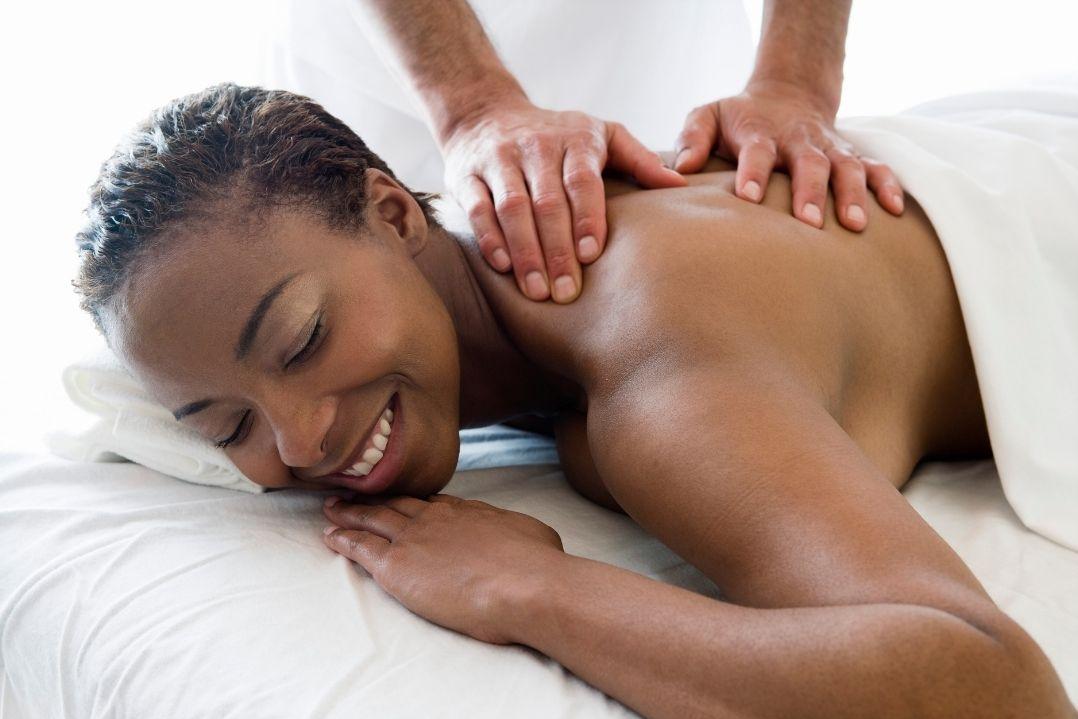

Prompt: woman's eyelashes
xmin=216 ymin=410 xmax=251 ymax=449
xmin=285 ymin=314 xmax=325 ymax=369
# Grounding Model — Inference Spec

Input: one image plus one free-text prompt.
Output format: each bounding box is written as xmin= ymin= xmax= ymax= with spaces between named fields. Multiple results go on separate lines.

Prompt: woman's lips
xmin=325 ymin=393 xmax=403 ymax=494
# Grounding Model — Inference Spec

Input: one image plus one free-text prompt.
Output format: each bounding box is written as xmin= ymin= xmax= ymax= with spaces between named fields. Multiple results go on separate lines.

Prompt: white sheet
xmin=837 ymin=89 xmax=1078 ymax=550
xmin=1 ymin=453 xmax=1076 ymax=717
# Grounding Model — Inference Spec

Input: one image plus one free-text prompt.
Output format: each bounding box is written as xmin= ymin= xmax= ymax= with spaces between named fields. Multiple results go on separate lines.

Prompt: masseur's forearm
xmin=354 ymin=0 xmax=526 ymax=145
xmin=751 ymin=0 xmax=852 ymax=112
xmin=505 ymin=554 xmax=1061 ymax=719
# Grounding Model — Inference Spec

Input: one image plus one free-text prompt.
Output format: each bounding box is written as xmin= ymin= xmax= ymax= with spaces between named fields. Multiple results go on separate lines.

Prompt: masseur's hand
xmin=322 ymin=493 xmax=567 ymax=645
xmin=674 ymin=80 xmax=905 ymax=231
xmin=443 ymin=99 xmax=686 ymax=302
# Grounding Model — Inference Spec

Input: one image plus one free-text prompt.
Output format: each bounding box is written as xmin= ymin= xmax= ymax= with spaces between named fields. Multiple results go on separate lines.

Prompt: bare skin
xmin=114 ymin=160 xmax=1074 ymax=718
xmin=491 ymin=155 xmax=986 ymax=513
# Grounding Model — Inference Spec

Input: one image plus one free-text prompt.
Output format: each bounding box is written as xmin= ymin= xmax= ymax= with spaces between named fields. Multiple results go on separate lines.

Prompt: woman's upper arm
xmin=585 ymin=359 xmax=1005 ymax=634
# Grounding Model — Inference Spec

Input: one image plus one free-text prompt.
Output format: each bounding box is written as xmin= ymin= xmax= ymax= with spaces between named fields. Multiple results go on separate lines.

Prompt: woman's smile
xmin=318 ymin=391 xmax=404 ymax=494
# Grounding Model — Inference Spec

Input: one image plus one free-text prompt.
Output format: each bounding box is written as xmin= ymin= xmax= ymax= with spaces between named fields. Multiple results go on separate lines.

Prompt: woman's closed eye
xmin=215 ymin=409 xmax=251 ymax=449
xmin=286 ymin=313 xmax=325 ymax=368
xmin=215 ymin=314 xmax=327 ymax=449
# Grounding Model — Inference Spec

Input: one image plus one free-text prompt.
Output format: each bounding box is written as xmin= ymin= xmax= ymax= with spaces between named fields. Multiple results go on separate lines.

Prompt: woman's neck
xmin=412 ymin=225 xmax=570 ymax=427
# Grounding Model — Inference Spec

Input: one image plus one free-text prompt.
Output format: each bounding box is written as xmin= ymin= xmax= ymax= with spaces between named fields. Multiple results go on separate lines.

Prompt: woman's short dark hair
xmin=73 ymin=82 xmax=436 ymax=336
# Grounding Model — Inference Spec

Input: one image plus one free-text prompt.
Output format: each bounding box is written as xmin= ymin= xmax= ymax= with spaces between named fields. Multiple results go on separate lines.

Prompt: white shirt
xmin=263 ymin=0 xmax=754 ymax=191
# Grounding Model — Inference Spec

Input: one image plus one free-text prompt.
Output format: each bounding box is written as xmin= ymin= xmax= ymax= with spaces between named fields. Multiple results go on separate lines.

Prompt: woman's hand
xmin=322 ymin=493 xmax=567 ymax=645
xmin=674 ymin=80 xmax=905 ymax=232
xmin=442 ymin=98 xmax=686 ymax=303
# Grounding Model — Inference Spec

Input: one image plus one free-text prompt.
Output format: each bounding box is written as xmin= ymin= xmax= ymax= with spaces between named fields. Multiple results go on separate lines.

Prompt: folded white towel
xmin=45 ymin=347 xmax=264 ymax=493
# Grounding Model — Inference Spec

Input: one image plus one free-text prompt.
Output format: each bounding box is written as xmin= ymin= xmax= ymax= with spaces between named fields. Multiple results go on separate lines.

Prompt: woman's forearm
xmin=502 ymin=554 xmax=1071 ymax=719
xmin=354 ymin=0 xmax=527 ymax=145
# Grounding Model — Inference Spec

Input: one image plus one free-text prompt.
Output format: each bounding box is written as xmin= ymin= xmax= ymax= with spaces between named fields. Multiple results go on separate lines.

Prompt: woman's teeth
xmin=342 ymin=405 xmax=395 ymax=477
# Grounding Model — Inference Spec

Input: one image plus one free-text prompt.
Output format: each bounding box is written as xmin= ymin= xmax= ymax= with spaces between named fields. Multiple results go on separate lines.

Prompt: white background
xmin=0 ymin=1 xmax=1075 ymax=455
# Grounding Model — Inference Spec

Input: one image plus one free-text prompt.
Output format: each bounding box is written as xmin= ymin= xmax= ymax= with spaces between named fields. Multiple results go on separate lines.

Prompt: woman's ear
xmin=364 ymin=168 xmax=429 ymax=256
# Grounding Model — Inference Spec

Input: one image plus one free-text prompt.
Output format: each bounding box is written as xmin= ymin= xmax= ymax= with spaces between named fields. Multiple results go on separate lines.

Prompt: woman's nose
xmin=269 ymin=395 xmax=337 ymax=469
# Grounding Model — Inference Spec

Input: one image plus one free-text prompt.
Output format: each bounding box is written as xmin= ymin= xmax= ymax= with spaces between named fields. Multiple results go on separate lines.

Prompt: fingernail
xmin=491 ymin=247 xmax=511 ymax=271
xmin=846 ymin=204 xmax=865 ymax=225
xmin=525 ymin=271 xmax=548 ymax=299
xmin=578 ymin=235 xmax=599 ymax=261
xmin=324 ymin=496 xmax=341 ymax=508
xmin=552 ymin=275 xmax=577 ymax=303
xmin=743 ymin=180 xmax=762 ymax=202
xmin=802 ymin=202 xmax=822 ymax=226
xmin=323 ymin=526 xmax=336 ymax=536
xmin=892 ymin=191 xmax=904 ymax=213
xmin=675 ymin=148 xmax=689 ymax=169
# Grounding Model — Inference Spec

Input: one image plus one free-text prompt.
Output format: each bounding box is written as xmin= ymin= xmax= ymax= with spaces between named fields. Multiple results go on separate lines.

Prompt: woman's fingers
xmin=323 ymin=527 xmax=389 ymax=574
xmin=864 ymin=158 xmax=905 ymax=216
xmin=522 ymin=143 xmax=582 ymax=303
xmin=484 ymin=165 xmax=550 ymax=301
xmin=426 ymin=493 xmax=465 ymax=505
xmin=350 ymin=494 xmax=430 ymax=518
xmin=324 ymin=496 xmax=409 ymax=539
xmin=561 ymin=144 xmax=607 ymax=264
xmin=826 ymin=146 xmax=869 ymax=232
xmin=673 ymin=104 xmax=720 ymax=174
xmin=784 ymin=143 xmax=832 ymax=228
xmin=454 ymin=175 xmax=512 ymax=272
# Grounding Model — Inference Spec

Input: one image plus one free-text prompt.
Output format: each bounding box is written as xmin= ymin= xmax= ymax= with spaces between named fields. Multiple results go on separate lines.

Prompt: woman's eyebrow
xmin=170 ymin=271 xmax=304 ymax=421
xmin=234 ymin=271 xmax=303 ymax=361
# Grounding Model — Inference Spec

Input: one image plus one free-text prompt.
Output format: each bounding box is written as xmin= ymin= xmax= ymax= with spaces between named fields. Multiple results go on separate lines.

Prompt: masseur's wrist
xmin=745 ymin=73 xmax=842 ymax=120
xmin=428 ymin=72 xmax=531 ymax=149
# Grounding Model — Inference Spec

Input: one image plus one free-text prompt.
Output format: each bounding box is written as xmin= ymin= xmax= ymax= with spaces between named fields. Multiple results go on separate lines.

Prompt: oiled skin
xmin=474 ymin=156 xmax=989 ymax=512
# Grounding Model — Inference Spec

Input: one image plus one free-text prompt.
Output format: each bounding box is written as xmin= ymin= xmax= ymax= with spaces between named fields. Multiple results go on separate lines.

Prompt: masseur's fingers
xmin=485 ymin=166 xmax=550 ymax=301
xmin=323 ymin=526 xmax=389 ymax=574
xmin=324 ymin=496 xmax=408 ymax=539
xmin=785 ymin=143 xmax=832 ymax=229
xmin=522 ymin=145 xmax=581 ymax=303
xmin=454 ymin=174 xmax=512 ymax=273
xmin=863 ymin=158 xmax=905 ymax=216
xmin=826 ymin=146 xmax=870 ymax=232
xmin=673 ymin=104 xmax=720 ymax=174
xmin=607 ymin=122 xmax=687 ymax=188
xmin=734 ymin=133 xmax=779 ymax=204
xmin=561 ymin=144 xmax=607 ymax=264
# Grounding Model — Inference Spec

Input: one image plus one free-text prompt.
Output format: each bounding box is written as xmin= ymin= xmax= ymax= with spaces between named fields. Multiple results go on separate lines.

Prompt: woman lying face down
xmin=74 ymin=84 xmax=1075 ymax=718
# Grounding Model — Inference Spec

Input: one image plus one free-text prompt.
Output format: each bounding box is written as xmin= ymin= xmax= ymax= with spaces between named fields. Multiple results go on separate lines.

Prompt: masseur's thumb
xmin=674 ymin=104 xmax=720 ymax=174
xmin=606 ymin=122 xmax=687 ymax=189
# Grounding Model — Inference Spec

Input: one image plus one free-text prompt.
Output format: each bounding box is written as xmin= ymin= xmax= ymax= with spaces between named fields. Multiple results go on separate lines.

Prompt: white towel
xmin=45 ymin=347 xmax=265 ymax=493
xmin=838 ymin=87 xmax=1078 ymax=551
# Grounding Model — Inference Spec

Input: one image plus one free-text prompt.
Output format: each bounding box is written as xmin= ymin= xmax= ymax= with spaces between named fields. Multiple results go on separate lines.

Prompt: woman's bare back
xmin=468 ymin=156 xmax=990 ymax=504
